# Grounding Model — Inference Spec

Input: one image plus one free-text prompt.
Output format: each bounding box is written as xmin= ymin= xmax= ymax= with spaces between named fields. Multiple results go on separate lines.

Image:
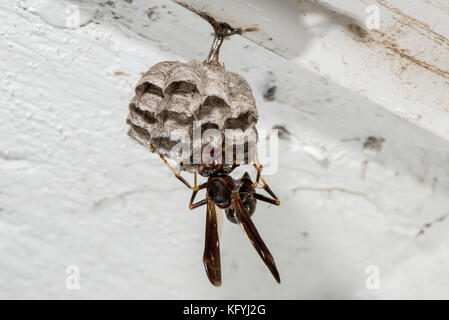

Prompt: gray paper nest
xmin=127 ymin=60 xmax=259 ymax=172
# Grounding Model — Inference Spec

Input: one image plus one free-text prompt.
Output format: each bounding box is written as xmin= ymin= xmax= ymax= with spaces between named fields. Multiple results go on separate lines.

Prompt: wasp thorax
xmin=126 ymin=60 xmax=258 ymax=173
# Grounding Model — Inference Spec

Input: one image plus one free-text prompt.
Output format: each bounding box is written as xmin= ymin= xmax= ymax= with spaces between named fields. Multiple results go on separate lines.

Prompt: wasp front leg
xmin=189 ymin=173 xmax=208 ymax=210
xmin=150 ymin=143 xmax=202 ymax=191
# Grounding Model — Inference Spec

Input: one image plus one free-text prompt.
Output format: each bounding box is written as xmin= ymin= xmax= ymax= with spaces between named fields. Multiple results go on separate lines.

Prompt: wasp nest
xmin=126 ymin=60 xmax=258 ymax=172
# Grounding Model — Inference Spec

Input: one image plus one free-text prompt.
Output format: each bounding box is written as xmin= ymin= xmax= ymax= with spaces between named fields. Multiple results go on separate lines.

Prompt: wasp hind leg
xmin=251 ymin=153 xmax=280 ymax=206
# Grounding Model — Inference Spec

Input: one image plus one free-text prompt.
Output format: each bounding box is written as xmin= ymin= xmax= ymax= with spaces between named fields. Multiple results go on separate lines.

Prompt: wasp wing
xmin=231 ymin=191 xmax=281 ymax=283
xmin=203 ymin=199 xmax=222 ymax=287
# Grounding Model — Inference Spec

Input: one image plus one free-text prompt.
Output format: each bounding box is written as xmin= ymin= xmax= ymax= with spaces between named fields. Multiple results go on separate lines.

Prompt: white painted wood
xmin=1 ymin=0 xmax=449 ymax=299
xmin=175 ymin=0 xmax=449 ymax=142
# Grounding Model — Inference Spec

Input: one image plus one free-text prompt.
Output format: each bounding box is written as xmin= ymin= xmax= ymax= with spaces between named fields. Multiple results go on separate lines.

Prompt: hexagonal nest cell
xmin=126 ymin=60 xmax=259 ymax=172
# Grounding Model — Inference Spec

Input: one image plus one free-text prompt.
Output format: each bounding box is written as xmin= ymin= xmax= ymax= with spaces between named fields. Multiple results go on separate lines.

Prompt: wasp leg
xmin=150 ymin=144 xmax=202 ymax=191
xmin=189 ymin=179 xmax=208 ymax=210
xmin=251 ymin=153 xmax=280 ymax=206
xmin=258 ymin=183 xmax=280 ymax=206
xmin=223 ymin=146 xmax=240 ymax=172
xmin=230 ymin=161 xmax=240 ymax=172
xmin=190 ymin=198 xmax=207 ymax=210
xmin=252 ymin=193 xmax=280 ymax=206
xmin=251 ymin=153 xmax=263 ymax=187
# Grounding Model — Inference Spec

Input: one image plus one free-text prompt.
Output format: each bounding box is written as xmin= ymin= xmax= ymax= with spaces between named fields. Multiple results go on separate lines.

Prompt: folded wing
xmin=203 ymin=199 xmax=222 ymax=286
xmin=231 ymin=191 xmax=280 ymax=283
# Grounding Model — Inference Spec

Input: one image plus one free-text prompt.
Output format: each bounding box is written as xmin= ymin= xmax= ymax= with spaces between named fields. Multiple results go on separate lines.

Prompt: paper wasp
xmin=150 ymin=144 xmax=280 ymax=286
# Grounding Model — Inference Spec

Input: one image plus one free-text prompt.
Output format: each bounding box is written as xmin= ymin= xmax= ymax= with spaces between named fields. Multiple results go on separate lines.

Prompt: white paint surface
xmin=177 ymin=0 xmax=449 ymax=143
xmin=1 ymin=0 xmax=449 ymax=299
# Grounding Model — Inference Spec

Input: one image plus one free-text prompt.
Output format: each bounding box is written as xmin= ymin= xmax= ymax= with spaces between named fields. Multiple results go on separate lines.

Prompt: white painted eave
xmin=174 ymin=0 xmax=449 ymax=142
